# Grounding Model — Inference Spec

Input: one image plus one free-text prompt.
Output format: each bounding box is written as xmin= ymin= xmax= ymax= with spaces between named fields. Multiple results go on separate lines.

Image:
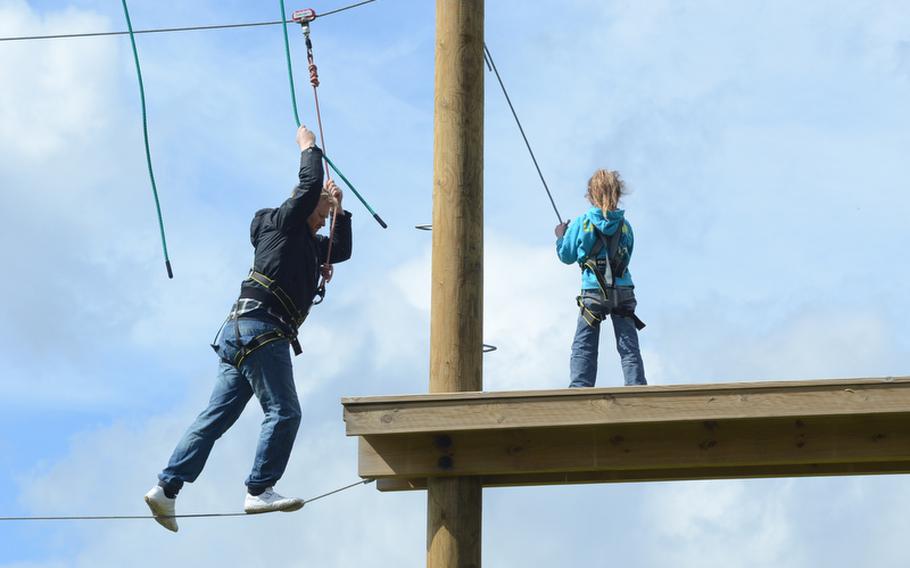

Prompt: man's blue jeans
xmin=569 ymin=288 xmax=646 ymax=387
xmin=158 ymin=317 xmax=301 ymax=495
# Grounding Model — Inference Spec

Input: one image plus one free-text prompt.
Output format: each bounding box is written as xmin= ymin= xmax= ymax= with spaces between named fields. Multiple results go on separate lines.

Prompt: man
xmin=144 ymin=125 xmax=352 ymax=532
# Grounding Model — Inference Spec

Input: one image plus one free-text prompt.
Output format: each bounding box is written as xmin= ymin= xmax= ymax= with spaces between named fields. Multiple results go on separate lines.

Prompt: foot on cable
xmin=144 ymin=485 xmax=179 ymax=532
xmin=244 ymin=487 xmax=305 ymax=514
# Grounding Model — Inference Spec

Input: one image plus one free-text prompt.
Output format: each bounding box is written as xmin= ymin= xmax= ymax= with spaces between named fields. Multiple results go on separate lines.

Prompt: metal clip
xmin=291 ymin=8 xmax=317 ymax=23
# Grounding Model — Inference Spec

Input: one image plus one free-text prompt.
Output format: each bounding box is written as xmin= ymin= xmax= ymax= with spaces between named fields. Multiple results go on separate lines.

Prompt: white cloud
xmin=643 ymin=480 xmax=801 ymax=568
xmin=645 ymin=301 xmax=898 ymax=385
xmin=0 ymin=1 xmax=164 ymax=406
xmin=0 ymin=2 xmax=117 ymax=160
xmin=482 ymin=236 xmax=579 ymax=390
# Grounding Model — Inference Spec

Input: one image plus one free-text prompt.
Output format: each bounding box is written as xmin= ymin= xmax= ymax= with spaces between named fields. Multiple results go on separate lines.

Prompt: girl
xmin=555 ymin=169 xmax=646 ymax=387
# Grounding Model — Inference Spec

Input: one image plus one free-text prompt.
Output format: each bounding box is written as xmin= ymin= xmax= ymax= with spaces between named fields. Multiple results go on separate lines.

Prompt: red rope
xmin=305 ymin=27 xmax=338 ymax=295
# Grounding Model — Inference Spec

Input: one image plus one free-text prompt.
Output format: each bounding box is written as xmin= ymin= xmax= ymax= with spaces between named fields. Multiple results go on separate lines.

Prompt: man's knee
xmin=277 ymin=402 xmax=302 ymax=429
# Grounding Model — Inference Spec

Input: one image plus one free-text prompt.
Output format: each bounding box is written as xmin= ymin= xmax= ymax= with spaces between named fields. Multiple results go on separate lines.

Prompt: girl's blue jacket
xmin=556 ymin=207 xmax=635 ymax=289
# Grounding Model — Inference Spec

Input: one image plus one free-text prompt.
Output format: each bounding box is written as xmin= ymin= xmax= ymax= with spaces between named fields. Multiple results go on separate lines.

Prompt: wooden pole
xmin=428 ymin=0 xmax=484 ymax=566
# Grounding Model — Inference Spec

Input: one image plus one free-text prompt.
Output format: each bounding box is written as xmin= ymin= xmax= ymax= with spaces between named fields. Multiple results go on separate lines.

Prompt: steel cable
xmin=0 ymin=1 xmax=377 ymax=43
xmin=483 ymin=43 xmax=563 ymax=224
xmin=0 ymin=479 xmax=373 ymax=522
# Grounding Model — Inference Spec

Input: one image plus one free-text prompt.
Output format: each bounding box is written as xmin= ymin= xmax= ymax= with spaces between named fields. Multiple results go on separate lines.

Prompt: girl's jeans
xmin=569 ymin=288 xmax=647 ymax=387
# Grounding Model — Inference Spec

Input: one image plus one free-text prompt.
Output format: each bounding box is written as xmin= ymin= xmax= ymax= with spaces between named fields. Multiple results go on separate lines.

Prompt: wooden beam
xmin=344 ymin=377 xmax=910 ymax=435
xmin=358 ymin=412 xmax=910 ymax=477
xmin=342 ymin=377 xmax=910 ymax=491
xmin=374 ymin=461 xmax=910 ymax=492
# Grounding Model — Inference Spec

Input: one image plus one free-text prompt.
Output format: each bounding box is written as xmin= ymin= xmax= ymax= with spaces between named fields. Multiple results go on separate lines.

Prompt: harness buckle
xmin=312 ymin=283 xmax=326 ymax=306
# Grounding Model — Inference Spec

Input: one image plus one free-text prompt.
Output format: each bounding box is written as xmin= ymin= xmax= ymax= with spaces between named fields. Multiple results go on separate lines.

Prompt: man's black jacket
xmin=237 ymin=146 xmax=352 ymax=330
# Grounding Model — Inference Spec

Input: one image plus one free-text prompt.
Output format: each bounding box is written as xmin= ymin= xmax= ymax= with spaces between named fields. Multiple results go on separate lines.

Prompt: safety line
xmin=483 ymin=43 xmax=563 ymax=225
xmin=278 ymin=1 xmax=387 ymax=229
xmin=121 ymin=0 xmax=173 ymax=279
xmin=303 ymin=477 xmax=374 ymax=504
xmin=299 ymin=12 xmax=341 ymax=295
xmin=0 ymin=1 xmax=377 ymax=43
xmin=279 ymin=0 xmax=303 ymax=127
xmin=278 ymin=0 xmax=335 ymax=303
xmin=0 ymin=479 xmax=374 ymax=522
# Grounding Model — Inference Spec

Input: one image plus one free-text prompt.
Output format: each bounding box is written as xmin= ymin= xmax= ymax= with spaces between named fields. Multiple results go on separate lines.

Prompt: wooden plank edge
xmin=341 ymin=376 xmax=910 ymax=407
xmin=372 ymin=461 xmax=910 ymax=492
xmin=344 ymin=381 xmax=910 ymax=436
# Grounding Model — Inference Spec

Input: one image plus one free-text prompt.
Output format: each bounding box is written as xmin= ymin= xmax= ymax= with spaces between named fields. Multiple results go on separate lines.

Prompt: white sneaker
xmin=243 ymin=487 xmax=305 ymax=514
xmin=144 ymin=485 xmax=178 ymax=532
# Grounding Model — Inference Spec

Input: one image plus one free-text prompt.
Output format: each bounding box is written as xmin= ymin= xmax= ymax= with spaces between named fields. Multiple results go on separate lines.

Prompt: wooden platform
xmin=342 ymin=377 xmax=910 ymax=491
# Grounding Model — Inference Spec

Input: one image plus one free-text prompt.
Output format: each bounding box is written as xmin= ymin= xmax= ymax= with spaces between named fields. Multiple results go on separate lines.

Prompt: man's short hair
xmin=291 ymin=186 xmax=339 ymax=209
xmin=320 ymin=187 xmax=339 ymax=209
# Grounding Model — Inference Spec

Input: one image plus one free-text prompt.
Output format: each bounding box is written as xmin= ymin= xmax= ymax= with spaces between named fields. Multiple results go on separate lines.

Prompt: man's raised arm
xmin=274 ymin=125 xmax=324 ymax=231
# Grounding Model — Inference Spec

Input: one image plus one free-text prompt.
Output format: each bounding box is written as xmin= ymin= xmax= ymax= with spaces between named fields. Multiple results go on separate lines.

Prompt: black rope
xmin=0 ymin=0 xmax=377 ymax=43
xmin=0 ymin=479 xmax=374 ymax=522
xmin=483 ymin=43 xmax=563 ymax=224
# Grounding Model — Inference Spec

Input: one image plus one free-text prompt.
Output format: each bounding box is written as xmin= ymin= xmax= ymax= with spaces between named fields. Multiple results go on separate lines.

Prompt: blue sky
xmin=1 ymin=0 xmax=909 ymax=566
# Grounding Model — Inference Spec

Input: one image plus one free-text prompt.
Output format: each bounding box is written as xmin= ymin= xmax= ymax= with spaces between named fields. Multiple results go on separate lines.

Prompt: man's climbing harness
xmin=233 ymin=269 xmax=310 ymax=361
xmin=578 ymin=224 xmax=646 ymax=331
xmin=120 ymin=0 xmax=174 ymax=279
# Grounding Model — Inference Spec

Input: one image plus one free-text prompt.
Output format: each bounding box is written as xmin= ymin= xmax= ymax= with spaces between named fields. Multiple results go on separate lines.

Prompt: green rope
xmin=120 ymin=0 xmax=173 ymax=278
xmin=278 ymin=0 xmax=302 ymax=128
xmin=277 ymin=0 xmax=386 ymax=228
xmin=323 ymin=154 xmax=380 ymax=219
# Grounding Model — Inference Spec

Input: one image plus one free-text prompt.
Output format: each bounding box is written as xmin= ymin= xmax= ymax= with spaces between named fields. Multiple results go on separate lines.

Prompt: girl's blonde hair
xmin=586 ymin=169 xmax=626 ymax=215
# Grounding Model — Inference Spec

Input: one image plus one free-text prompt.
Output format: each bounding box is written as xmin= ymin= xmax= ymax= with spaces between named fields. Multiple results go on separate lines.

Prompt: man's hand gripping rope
xmin=319 ymin=179 xmax=343 ymax=286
